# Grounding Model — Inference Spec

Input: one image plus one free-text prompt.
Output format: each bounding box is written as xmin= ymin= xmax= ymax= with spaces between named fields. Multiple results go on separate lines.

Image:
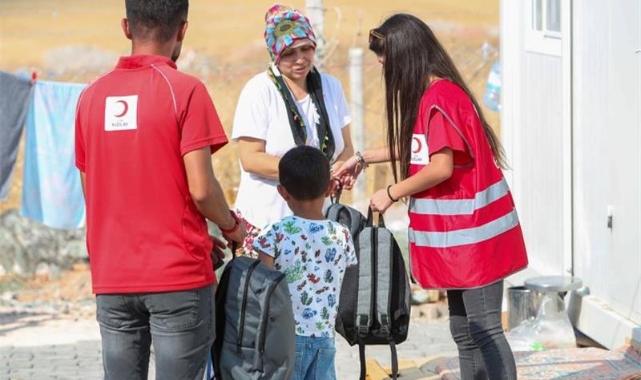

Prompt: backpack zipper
xmin=237 ymin=260 xmax=261 ymax=352
xmin=258 ymin=273 xmax=286 ymax=357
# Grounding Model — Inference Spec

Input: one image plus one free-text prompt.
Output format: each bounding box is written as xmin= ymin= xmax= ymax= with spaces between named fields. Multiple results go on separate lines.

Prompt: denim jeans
xmin=447 ymin=280 xmax=517 ymax=380
xmin=96 ymin=284 xmax=215 ymax=380
xmin=292 ymin=335 xmax=337 ymax=380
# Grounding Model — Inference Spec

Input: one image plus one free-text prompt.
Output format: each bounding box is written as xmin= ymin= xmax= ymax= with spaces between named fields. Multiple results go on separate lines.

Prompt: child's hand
xmin=333 ymin=155 xmax=363 ymax=189
xmin=210 ymin=235 xmax=227 ymax=268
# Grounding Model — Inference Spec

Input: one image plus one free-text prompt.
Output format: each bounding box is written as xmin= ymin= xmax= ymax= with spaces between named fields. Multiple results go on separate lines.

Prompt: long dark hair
xmin=369 ymin=13 xmax=507 ymax=181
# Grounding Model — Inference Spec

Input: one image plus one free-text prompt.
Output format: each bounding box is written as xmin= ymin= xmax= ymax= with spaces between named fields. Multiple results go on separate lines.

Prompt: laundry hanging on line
xmin=21 ymin=79 xmax=87 ymax=229
xmin=0 ymin=71 xmax=32 ymax=201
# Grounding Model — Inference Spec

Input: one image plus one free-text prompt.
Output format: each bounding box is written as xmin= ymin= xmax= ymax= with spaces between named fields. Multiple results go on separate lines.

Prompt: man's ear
xmin=176 ymin=20 xmax=188 ymax=42
xmin=276 ymin=184 xmax=291 ymax=201
xmin=121 ymin=18 xmax=133 ymax=40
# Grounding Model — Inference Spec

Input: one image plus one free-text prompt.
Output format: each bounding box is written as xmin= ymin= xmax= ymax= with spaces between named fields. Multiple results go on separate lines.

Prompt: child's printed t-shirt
xmin=253 ymin=216 xmax=357 ymax=337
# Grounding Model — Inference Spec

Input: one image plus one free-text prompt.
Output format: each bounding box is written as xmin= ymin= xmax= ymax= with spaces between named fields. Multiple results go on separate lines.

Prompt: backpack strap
xmin=356 ymin=228 xmax=373 ymax=338
xmin=325 ymin=204 xmax=342 ymax=224
xmin=237 ymin=260 xmax=261 ymax=354
xmin=357 ymin=338 xmax=399 ymax=380
xmin=373 ymin=210 xmax=400 ymax=380
xmin=358 ymin=341 xmax=367 ymax=380
xmin=212 ymin=253 xmax=235 ymax=380
xmin=326 ymin=202 xmax=364 ymax=241
xmin=375 ymin=226 xmax=392 ymax=335
xmin=330 ymin=177 xmax=343 ymax=204
xmin=371 ymin=209 xmax=392 ymax=338
xmin=388 ymin=339 xmax=399 ymax=380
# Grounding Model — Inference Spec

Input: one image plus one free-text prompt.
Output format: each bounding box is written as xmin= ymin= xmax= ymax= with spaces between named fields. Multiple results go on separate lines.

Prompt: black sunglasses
xmin=368 ymin=29 xmax=385 ymax=44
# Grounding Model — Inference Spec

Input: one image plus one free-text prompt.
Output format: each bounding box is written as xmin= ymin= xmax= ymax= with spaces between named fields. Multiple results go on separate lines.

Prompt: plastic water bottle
xmin=483 ymin=60 xmax=501 ymax=112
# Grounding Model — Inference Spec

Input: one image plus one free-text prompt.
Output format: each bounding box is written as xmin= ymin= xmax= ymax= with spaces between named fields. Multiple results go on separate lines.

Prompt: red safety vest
xmin=408 ymin=80 xmax=528 ymax=289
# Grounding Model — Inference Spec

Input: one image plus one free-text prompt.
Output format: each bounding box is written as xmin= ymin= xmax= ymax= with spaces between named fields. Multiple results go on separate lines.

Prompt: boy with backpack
xmin=253 ymin=145 xmax=358 ymax=380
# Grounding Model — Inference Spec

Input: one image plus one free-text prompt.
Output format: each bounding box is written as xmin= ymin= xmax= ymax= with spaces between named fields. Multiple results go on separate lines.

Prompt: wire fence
xmin=0 ymin=4 xmax=500 ymax=212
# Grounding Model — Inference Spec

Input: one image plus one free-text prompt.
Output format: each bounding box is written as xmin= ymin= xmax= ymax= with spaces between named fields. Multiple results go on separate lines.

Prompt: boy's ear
xmin=277 ymin=184 xmax=291 ymax=201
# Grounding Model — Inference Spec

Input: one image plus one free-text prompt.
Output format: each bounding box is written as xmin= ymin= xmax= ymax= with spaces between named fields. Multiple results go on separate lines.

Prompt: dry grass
xmin=0 ymin=0 xmax=500 ymax=213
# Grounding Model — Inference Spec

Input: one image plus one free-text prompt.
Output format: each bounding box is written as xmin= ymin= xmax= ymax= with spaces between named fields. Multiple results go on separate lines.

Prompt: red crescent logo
xmin=412 ymin=137 xmax=422 ymax=153
xmin=114 ymin=100 xmax=128 ymax=118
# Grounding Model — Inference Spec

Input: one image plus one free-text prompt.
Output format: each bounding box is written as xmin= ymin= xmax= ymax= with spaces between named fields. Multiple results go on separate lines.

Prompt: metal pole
xmin=349 ymin=48 xmax=366 ymax=204
xmin=306 ymin=0 xmax=325 ymax=70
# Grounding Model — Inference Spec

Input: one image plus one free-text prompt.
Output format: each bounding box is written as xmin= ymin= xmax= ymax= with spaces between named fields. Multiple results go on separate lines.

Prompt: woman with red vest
xmin=335 ymin=13 xmax=528 ymax=380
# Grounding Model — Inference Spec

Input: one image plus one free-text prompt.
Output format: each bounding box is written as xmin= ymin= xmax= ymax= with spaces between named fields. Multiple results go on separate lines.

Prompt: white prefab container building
xmin=500 ymin=0 xmax=640 ymax=349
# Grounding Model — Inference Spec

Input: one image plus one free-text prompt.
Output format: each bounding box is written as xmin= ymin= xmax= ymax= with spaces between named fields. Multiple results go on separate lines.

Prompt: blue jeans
xmin=447 ymin=280 xmax=517 ymax=380
xmin=292 ymin=335 xmax=337 ymax=380
xmin=96 ymin=284 xmax=215 ymax=380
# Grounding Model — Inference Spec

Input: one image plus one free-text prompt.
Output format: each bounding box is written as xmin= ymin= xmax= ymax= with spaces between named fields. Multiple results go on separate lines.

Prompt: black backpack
xmin=327 ymin=200 xmax=412 ymax=380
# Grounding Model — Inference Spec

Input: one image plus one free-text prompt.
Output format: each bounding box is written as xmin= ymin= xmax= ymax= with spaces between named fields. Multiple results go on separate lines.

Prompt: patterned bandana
xmin=264 ymin=4 xmax=316 ymax=64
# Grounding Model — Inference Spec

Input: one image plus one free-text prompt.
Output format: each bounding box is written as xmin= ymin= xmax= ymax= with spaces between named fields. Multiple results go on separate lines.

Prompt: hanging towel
xmin=21 ymin=80 xmax=86 ymax=229
xmin=0 ymin=71 xmax=32 ymax=201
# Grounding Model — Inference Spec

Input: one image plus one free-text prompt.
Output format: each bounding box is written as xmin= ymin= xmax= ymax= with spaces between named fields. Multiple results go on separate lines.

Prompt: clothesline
xmin=1 ymin=70 xmax=86 ymax=229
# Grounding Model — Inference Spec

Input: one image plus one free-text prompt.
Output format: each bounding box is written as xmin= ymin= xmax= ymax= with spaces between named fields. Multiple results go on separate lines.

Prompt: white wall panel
xmin=572 ymin=0 xmax=641 ymax=327
xmin=517 ymin=53 xmax=565 ymax=275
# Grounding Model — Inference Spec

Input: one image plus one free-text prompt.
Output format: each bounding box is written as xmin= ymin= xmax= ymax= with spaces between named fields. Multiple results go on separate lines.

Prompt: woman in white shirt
xmin=231 ymin=4 xmax=355 ymax=256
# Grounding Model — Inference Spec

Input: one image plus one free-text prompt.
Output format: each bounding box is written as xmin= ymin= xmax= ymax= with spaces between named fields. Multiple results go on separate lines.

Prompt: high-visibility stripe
xmin=409 ymin=209 xmax=519 ymax=248
xmin=409 ymin=178 xmax=510 ymax=216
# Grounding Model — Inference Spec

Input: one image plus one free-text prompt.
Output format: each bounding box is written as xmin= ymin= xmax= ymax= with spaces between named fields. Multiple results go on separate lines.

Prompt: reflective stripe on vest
xmin=409 ymin=178 xmax=510 ymax=216
xmin=409 ymin=209 xmax=519 ymax=248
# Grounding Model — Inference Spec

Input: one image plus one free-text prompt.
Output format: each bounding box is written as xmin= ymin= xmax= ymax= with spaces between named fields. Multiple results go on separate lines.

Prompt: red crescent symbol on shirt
xmin=412 ymin=137 xmax=422 ymax=153
xmin=114 ymin=100 xmax=128 ymax=118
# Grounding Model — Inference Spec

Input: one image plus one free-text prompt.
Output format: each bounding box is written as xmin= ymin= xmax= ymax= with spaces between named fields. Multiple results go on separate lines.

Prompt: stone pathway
xmin=0 ymin=316 xmax=456 ymax=380
xmin=336 ymin=319 xmax=457 ymax=379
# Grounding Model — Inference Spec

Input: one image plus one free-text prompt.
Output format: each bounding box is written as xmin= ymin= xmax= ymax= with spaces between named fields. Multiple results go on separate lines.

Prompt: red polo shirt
xmin=75 ymin=55 xmax=228 ymax=294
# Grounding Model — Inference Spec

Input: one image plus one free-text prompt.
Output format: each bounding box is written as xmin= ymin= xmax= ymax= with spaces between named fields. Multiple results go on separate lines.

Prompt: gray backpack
xmin=333 ymin=208 xmax=412 ymax=380
xmin=212 ymin=255 xmax=296 ymax=380
xmin=324 ymin=181 xmax=367 ymax=239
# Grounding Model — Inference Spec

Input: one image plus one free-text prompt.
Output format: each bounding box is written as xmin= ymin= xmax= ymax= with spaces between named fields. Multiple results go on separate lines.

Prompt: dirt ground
xmin=0 ymin=0 xmax=500 ymax=302
xmin=0 ymin=0 xmax=500 ymax=213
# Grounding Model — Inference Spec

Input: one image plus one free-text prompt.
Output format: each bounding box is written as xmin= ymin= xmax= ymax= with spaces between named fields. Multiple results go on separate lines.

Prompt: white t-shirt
xmin=252 ymin=216 xmax=357 ymax=337
xmin=232 ymin=68 xmax=351 ymax=229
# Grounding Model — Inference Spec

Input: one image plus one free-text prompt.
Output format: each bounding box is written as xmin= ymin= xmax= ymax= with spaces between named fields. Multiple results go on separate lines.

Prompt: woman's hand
xmin=333 ymin=155 xmax=363 ymax=190
xmin=370 ymin=188 xmax=394 ymax=213
xmin=330 ymin=160 xmax=345 ymax=176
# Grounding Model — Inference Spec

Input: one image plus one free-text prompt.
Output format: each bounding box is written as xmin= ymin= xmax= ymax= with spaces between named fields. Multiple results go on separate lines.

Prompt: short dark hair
xmin=125 ymin=0 xmax=189 ymax=42
xmin=279 ymin=146 xmax=330 ymax=201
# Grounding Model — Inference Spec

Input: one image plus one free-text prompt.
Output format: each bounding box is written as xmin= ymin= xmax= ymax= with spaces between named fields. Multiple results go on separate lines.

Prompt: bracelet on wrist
xmin=355 ymin=151 xmax=368 ymax=169
xmin=220 ymin=210 xmax=240 ymax=234
xmin=386 ymin=184 xmax=399 ymax=203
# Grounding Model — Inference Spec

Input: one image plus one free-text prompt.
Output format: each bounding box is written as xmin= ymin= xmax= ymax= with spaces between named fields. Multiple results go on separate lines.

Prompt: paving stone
xmin=1 ymin=317 xmax=455 ymax=380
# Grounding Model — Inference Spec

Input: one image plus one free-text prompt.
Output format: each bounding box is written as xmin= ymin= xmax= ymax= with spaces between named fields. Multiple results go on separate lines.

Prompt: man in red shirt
xmin=74 ymin=1 xmax=245 ymax=379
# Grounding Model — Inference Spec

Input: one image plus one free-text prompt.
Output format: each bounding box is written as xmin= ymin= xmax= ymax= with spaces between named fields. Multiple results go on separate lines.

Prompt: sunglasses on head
xmin=368 ymin=29 xmax=385 ymax=44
